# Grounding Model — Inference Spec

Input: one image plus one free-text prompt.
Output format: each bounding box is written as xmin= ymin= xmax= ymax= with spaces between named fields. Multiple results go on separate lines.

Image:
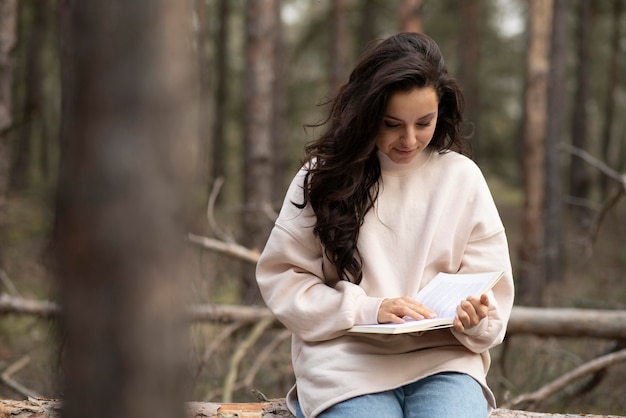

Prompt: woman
xmin=256 ymin=32 xmax=514 ymax=418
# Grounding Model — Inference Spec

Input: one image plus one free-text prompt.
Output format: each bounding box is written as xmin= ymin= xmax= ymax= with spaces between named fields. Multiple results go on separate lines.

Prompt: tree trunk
xmin=331 ymin=0 xmax=348 ymax=93
xmin=271 ymin=0 xmax=287 ymax=207
xmin=212 ymin=0 xmax=229 ymax=188
xmin=600 ymin=0 xmax=623 ymax=199
xmin=53 ymin=2 xmax=196 ymax=418
xmin=242 ymin=0 xmax=276 ymax=304
xmin=456 ymin=0 xmax=482 ymax=159
xmin=0 ymin=0 xmax=17 ymax=264
xmin=358 ymin=0 xmax=377 ymax=53
xmin=569 ymin=0 xmax=593 ymax=210
xmin=544 ymin=0 xmax=568 ymax=284
xmin=399 ymin=0 xmax=423 ymax=33
xmin=195 ymin=0 xmax=213 ymax=194
xmin=10 ymin=0 xmax=46 ymax=192
xmin=517 ymin=0 xmax=552 ymax=306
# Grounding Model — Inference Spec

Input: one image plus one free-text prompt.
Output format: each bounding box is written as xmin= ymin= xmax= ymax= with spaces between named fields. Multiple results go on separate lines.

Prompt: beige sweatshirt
xmin=256 ymin=148 xmax=515 ymax=418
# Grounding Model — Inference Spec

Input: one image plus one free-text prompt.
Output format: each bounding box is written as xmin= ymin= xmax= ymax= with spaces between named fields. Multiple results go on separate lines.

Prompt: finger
xmin=458 ymin=300 xmax=480 ymax=328
xmin=452 ymin=316 xmax=464 ymax=332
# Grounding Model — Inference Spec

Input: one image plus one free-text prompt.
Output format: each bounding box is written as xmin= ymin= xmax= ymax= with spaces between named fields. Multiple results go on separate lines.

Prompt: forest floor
xmin=1 ymin=187 xmax=625 ymax=415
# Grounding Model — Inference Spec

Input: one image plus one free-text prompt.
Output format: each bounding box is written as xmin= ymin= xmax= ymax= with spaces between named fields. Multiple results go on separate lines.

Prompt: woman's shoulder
xmin=431 ymin=150 xmax=482 ymax=174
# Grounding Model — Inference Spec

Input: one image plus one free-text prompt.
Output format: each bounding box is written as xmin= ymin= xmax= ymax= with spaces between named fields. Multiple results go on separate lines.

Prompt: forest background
xmin=0 ymin=0 xmax=625 ymax=417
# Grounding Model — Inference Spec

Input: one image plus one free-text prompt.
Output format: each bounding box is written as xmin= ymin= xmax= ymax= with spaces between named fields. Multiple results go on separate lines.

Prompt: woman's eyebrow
xmin=383 ymin=112 xmax=436 ymax=122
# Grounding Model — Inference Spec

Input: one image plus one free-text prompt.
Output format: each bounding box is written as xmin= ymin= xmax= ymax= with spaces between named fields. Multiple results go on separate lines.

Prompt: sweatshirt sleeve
xmin=451 ymin=166 xmax=515 ymax=353
xmin=255 ymin=170 xmax=384 ymax=342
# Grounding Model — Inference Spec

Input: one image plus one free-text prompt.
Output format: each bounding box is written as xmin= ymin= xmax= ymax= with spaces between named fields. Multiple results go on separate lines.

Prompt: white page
xmin=415 ymin=272 xmax=502 ymax=319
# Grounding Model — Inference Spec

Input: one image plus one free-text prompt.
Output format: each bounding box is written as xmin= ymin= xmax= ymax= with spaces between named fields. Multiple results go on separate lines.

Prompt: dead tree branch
xmin=187 ymin=233 xmax=260 ymax=264
xmin=0 ymin=293 xmax=60 ymax=318
xmin=222 ymin=314 xmax=275 ymax=403
xmin=0 ymin=356 xmax=42 ymax=399
xmin=561 ymin=144 xmax=626 ymax=249
xmin=206 ymin=177 xmax=236 ymax=243
xmin=502 ymin=348 xmax=626 ymax=411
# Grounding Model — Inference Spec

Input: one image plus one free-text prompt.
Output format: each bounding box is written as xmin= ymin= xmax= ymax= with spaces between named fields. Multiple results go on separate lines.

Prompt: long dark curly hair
xmin=296 ymin=32 xmax=469 ymax=285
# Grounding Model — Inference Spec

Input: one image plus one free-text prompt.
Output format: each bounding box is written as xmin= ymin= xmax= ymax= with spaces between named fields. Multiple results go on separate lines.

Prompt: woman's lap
xmin=295 ymin=372 xmax=488 ymax=418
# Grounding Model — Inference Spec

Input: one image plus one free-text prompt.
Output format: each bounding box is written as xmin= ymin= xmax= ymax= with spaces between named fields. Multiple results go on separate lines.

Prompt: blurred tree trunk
xmin=456 ymin=0 xmax=482 ymax=159
xmin=358 ymin=0 xmax=377 ymax=52
xmin=544 ymin=0 xmax=568 ymax=284
xmin=0 ymin=0 xmax=17 ymax=263
xmin=195 ymin=0 xmax=212 ymax=193
xmin=271 ymin=0 xmax=287 ymax=207
xmin=517 ymin=0 xmax=552 ymax=306
xmin=54 ymin=2 xmax=196 ymax=418
xmin=569 ymin=0 xmax=592 ymax=211
xmin=242 ymin=0 xmax=276 ymax=304
xmin=331 ymin=0 xmax=348 ymax=93
xmin=600 ymin=0 xmax=623 ymax=199
xmin=399 ymin=0 xmax=423 ymax=33
xmin=11 ymin=0 xmax=47 ymax=192
xmin=212 ymin=0 xmax=229 ymax=188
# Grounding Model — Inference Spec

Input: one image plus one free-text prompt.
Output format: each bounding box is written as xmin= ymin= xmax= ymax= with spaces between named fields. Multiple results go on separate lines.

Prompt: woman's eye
xmin=417 ymin=122 xmax=432 ymax=127
xmin=384 ymin=121 xmax=400 ymax=128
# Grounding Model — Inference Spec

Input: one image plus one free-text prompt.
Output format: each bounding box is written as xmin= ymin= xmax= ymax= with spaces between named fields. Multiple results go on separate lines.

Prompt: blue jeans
xmin=295 ymin=372 xmax=488 ymax=418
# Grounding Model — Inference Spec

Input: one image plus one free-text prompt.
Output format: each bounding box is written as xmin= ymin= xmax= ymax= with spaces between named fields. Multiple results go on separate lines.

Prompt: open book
xmin=348 ymin=271 xmax=504 ymax=334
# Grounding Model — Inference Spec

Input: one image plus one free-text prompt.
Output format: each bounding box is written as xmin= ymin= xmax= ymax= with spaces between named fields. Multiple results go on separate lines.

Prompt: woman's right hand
xmin=377 ymin=297 xmax=437 ymax=324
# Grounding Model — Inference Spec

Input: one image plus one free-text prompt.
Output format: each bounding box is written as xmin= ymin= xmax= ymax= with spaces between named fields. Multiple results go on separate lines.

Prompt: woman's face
xmin=375 ymin=87 xmax=439 ymax=164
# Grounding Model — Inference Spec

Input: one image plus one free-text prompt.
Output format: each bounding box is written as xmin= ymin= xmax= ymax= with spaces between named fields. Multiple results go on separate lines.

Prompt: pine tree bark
xmin=600 ymin=0 xmax=623 ymax=199
xmin=569 ymin=0 xmax=593 ymax=208
xmin=399 ymin=0 xmax=423 ymax=33
xmin=53 ymin=2 xmax=196 ymax=418
xmin=544 ymin=0 xmax=568 ymax=284
xmin=517 ymin=0 xmax=552 ymax=305
xmin=456 ymin=0 xmax=482 ymax=158
xmin=0 ymin=0 xmax=17 ymax=263
xmin=331 ymin=0 xmax=348 ymax=93
xmin=242 ymin=0 xmax=276 ymax=304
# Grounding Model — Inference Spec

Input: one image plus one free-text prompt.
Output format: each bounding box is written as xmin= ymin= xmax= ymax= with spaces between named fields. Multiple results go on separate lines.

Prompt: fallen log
xmin=3 ymin=294 xmax=626 ymax=340
xmin=188 ymin=305 xmax=626 ymax=339
xmin=0 ymin=398 xmax=623 ymax=418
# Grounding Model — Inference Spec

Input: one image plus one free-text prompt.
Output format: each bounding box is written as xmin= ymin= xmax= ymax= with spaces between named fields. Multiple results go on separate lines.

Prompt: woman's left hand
xmin=452 ymin=294 xmax=489 ymax=333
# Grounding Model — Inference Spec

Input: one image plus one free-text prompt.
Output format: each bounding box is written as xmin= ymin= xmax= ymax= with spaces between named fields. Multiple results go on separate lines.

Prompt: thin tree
xmin=271 ymin=0 xmax=287 ymax=207
xmin=0 ymin=0 xmax=17 ymax=264
xmin=54 ymin=2 xmax=196 ymax=418
xmin=11 ymin=0 xmax=49 ymax=192
xmin=517 ymin=0 xmax=553 ymax=306
xmin=242 ymin=0 xmax=276 ymax=304
xmin=358 ymin=0 xmax=377 ymax=53
xmin=544 ymin=0 xmax=568 ymax=284
xmin=212 ymin=0 xmax=229 ymax=189
xmin=195 ymin=0 xmax=213 ymax=193
xmin=569 ymin=0 xmax=593 ymax=212
xmin=456 ymin=0 xmax=482 ymax=159
xmin=399 ymin=0 xmax=423 ymax=33
xmin=600 ymin=0 xmax=623 ymax=199
xmin=331 ymin=0 xmax=348 ymax=93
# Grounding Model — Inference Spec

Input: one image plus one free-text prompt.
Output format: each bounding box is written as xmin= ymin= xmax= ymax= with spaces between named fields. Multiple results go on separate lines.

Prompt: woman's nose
xmin=400 ymin=127 xmax=417 ymax=146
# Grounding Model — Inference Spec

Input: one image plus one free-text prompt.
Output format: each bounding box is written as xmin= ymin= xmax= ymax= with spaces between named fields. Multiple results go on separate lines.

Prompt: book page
xmin=415 ymin=272 xmax=502 ymax=319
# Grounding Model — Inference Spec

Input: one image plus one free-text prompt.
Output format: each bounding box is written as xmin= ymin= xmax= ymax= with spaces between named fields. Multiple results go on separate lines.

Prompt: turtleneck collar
xmin=377 ymin=147 xmax=433 ymax=176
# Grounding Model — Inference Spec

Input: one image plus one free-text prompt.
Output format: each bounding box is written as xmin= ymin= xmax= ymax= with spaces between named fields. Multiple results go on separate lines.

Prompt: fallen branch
xmin=502 ymin=348 xmax=626 ymax=411
xmin=0 ymin=293 xmax=60 ymax=318
xmin=222 ymin=315 xmax=275 ymax=402
xmin=3 ymin=295 xmax=626 ymax=340
xmin=0 ymin=398 xmax=623 ymax=418
xmin=0 ymin=356 xmax=42 ymax=399
xmin=187 ymin=233 xmax=260 ymax=263
xmin=561 ymin=144 xmax=626 ymax=249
